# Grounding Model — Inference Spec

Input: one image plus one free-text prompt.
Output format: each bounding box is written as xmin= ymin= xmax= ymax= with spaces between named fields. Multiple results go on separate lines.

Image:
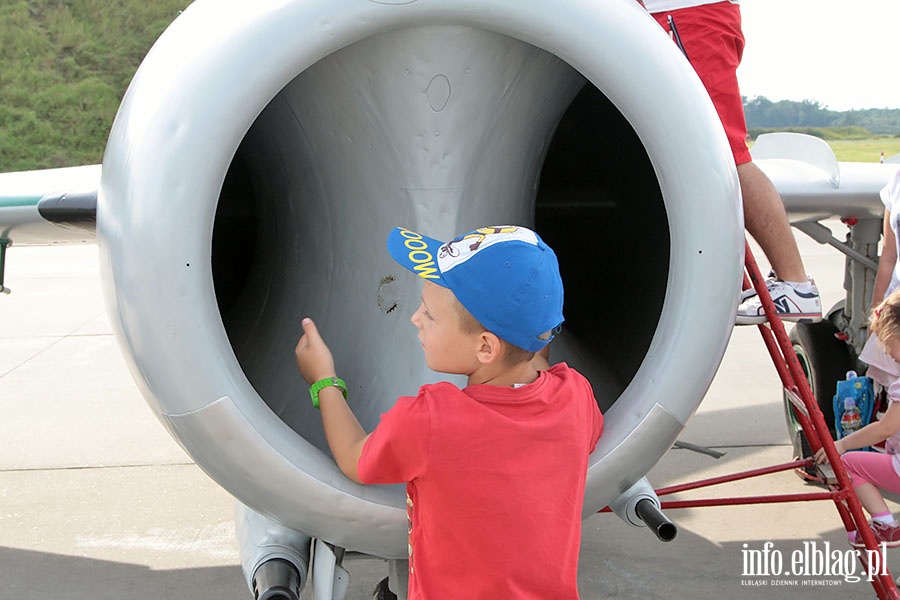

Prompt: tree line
xmin=744 ymin=96 xmax=900 ymax=137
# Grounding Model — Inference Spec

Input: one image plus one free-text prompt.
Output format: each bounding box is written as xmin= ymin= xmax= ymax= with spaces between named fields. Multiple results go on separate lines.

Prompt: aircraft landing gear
xmin=783 ymin=319 xmax=854 ymax=480
xmin=0 ymin=238 xmax=10 ymax=294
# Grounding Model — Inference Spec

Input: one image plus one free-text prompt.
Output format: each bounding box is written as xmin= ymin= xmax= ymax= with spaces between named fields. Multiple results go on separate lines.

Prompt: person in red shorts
xmin=294 ymin=225 xmax=603 ymax=599
xmin=644 ymin=0 xmax=822 ymax=325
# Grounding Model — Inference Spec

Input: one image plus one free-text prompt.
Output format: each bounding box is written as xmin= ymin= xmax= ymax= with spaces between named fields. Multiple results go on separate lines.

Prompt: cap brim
xmin=386 ymin=227 xmax=448 ymax=285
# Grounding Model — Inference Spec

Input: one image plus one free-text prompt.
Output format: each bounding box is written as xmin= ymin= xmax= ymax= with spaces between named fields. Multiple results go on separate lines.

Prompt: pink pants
xmin=842 ymin=451 xmax=900 ymax=494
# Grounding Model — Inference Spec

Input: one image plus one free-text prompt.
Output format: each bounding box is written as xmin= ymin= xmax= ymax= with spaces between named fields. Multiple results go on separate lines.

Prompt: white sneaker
xmin=736 ymin=278 xmax=822 ymax=325
xmin=739 ymin=271 xmax=778 ymax=302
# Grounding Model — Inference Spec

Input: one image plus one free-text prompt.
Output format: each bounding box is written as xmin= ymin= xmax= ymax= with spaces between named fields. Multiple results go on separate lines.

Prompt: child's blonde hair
xmin=871 ymin=288 xmax=900 ymax=348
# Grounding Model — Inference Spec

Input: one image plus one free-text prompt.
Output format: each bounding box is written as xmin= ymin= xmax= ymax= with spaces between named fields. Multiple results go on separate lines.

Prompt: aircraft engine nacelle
xmin=98 ymin=0 xmax=743 ymax=559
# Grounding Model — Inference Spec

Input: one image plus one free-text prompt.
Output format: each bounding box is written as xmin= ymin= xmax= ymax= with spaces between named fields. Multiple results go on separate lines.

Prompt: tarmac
xmin=2 ymin=219 xmax=898 ymax=599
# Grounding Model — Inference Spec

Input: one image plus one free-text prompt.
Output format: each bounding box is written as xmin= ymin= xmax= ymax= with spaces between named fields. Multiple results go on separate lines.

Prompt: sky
xmin=738 ymin=1 xmax=900 ymax=111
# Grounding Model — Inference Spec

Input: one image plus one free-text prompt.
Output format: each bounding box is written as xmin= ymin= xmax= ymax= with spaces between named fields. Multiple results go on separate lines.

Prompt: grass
xmin=826 ymin=139 xmax=900 ymax=163
xmin=0 ymin=0 xmax=189 ymax=171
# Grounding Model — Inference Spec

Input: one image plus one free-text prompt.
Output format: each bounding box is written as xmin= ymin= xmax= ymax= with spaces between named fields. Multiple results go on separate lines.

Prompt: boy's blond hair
xmin=871 ymin=288 xmax=900 ymax=348
xmin=451 ymin=295 xmax=536 ymax=366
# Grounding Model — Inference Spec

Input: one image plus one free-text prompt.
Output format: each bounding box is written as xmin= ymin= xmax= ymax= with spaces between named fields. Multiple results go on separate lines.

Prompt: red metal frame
xmin=741 ymin=241 xmax=898 ymax=598
xmin=603 ymin=241 xmax=899 ymax=598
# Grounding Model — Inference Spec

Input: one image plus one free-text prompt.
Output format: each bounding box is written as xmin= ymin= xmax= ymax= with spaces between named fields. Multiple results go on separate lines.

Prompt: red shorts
xmin=651 ymin=2 xmax=752 ymax=165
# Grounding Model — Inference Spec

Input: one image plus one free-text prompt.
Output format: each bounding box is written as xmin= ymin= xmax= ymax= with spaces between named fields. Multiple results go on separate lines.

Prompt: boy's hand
xmin=296 ymin=317 xmax=367 ymax=483
xmin=295 ymin=317 xmax=337 ymax=384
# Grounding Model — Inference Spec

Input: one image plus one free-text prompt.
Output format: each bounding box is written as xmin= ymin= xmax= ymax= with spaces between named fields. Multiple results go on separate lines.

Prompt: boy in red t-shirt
xmin=295 ymin=225 xmax=603 ymax=599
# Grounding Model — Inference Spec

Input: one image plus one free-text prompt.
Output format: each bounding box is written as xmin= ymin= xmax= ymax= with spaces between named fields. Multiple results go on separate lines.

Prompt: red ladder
xmin=735 ymin=240 xmax=897 ymax=598
xmin=601 ymin=240 xmax=899 ymax=597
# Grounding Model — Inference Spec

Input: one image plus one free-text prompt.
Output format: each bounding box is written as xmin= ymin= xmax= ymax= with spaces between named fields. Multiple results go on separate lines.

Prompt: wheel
xmin=783 ymin=320 xmax=854 ymax=465
xmin=372 ymin=577 xmax=399 ymax=600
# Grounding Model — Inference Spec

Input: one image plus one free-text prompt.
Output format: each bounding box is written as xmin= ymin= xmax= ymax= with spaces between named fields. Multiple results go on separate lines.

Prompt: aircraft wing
xmin=0 ymin=164 xmax=99 ymax=245
xmin=753 ymin=132 xmax=900 ymax=223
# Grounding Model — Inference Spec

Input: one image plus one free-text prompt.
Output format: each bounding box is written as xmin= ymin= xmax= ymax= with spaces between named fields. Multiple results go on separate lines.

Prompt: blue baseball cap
xmin=387 ymin=225 xmax=564 ymax=352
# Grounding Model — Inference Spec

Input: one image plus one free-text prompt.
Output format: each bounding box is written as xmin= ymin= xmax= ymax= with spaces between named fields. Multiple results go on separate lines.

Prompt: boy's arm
xmin=295 ymin=318 xmax=369 ymax=483
xmin=316 ymin=387 xmax=370 ymax=483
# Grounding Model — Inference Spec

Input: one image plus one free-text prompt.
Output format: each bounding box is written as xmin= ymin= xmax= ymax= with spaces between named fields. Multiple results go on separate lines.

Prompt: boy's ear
xmin=475 ymin=331 xmax=504 ymax=365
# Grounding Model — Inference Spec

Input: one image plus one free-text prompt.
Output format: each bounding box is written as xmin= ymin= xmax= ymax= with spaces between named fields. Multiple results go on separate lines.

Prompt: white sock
xmin=873 ymin=512 xmax=896 ymax=526
xmin=786 ymin=280 xmax=814 ymax=294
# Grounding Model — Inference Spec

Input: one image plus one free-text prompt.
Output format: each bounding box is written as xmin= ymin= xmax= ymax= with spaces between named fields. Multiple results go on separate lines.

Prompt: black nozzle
xmin=635 ymin=498 xmax=677 ymax=542
xmin=253 ymin=558 xmax=301 ymax=600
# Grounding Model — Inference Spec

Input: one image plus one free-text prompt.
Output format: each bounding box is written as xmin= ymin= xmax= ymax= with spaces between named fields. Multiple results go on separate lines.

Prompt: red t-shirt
xmin=357 ymin=363 xmax=603 ymax=599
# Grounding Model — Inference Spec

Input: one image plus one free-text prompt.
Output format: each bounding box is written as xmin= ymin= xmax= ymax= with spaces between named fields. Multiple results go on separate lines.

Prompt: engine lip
xmin=98 ymin=0 xmax=742 ymax=557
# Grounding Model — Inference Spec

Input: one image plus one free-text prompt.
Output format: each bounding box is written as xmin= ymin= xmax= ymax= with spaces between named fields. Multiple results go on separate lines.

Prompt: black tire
xmin=783 ymin=320 xmax=854 ymax=460
xmin=372 ymin=577 xmax=399 ymax=600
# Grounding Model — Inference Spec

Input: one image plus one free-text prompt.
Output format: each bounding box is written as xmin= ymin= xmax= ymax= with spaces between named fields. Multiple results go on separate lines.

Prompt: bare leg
xmin=738 ymin=161 xmax=807 ymax=282
xmin=854 ymin=482 xmax=892 ymax=517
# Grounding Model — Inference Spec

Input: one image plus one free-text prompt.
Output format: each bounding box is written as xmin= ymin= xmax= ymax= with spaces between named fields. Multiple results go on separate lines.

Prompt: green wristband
xmin=310 ymin=376 xmax=348 ymax=409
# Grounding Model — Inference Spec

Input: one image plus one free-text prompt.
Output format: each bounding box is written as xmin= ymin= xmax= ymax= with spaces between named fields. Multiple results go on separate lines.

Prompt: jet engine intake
xmin=98 ymin=0 xmax=743 ymax=559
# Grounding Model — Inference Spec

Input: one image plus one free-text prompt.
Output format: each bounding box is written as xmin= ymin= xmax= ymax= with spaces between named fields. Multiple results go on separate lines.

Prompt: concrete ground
xmin=1 ymin=220 xmax=897 ymax=599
